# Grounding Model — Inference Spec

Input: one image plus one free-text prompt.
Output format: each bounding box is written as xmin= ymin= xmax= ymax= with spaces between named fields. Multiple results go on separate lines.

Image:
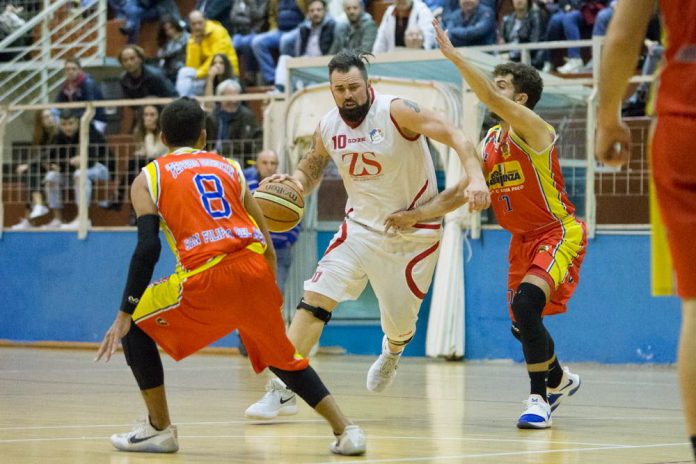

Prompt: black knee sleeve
xmin=269 ymin=365 xmax=330 ymax=408
xmin=122 ymin=323 xmax=164 ymax=390
xmin=297 ymin=298 xmax=332 ymax=324
xmin=511 ymin=283 xmax=549 ymax=366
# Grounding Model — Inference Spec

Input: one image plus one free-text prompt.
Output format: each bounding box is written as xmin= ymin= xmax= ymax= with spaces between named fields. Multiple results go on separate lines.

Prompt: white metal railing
xmin=0 ymin=0 xmax=106 ymax=118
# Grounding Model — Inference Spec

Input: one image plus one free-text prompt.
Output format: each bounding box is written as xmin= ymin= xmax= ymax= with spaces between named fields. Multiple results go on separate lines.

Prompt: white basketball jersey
xmin=319 ymin=91 xmax=441 ymax=241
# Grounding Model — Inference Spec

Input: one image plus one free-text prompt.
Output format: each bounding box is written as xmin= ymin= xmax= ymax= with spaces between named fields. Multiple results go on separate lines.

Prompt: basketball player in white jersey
xmin=245 ymin=49 xmax=490 ymax=419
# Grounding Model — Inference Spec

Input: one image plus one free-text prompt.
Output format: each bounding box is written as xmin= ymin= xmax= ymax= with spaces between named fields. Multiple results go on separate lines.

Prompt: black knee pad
xmin=269 ymin=365 xmax=330 ymax=408
xmin=511 ymin=282 xmax=547 ymax=339
xmin=297 ymin=298 xmax=332 ymax=324
xmin=122 ymin=323 xmax=164 ymax=390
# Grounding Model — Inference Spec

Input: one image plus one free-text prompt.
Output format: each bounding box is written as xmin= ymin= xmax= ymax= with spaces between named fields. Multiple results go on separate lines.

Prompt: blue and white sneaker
xmin=547 ymin=366 xmax=581 ymax=412
xmin=517 ymin=394 xmax=552 ymax=429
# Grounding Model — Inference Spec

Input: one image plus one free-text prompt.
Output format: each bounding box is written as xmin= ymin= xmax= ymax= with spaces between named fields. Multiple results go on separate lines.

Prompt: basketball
xmin=253 ymin=180 xmax=304 ymax=232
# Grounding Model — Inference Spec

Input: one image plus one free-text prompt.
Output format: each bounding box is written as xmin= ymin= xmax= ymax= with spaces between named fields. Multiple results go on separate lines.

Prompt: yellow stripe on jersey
xmin=545 ymin=217 xmax=585 ymax=288
xmin=143 ymin=161 xmax=160 ymax=206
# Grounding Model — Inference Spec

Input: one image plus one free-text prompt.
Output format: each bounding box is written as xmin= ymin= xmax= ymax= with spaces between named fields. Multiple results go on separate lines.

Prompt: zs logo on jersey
xmin=342 ymin=152 xmax=382 ymax=178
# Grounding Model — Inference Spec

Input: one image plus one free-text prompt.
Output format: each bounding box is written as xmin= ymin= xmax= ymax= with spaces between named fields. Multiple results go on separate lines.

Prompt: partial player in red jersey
xmin=405 ymin=21 xmax=586 ymax=429
xmin=596 ymin=0 xmax=696 ymax=459
xmin=95 ymin=98 xmax=365 ymax=456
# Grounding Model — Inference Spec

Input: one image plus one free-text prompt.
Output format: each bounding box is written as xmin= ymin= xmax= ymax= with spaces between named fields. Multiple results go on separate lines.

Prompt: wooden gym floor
xmin=0 ymin=347 xmax=692 ymax=463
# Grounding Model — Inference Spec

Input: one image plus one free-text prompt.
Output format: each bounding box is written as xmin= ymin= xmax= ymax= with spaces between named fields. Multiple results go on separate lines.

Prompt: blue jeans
xmin=122 ymin=0 xmax=179 ymax=44
xmin=545 ymin=10 xmax=581 ymax=61
xmin=275 ymin=245 xmax=293 ymax=293
xmin=592 ymin=7 xmax=614 ymax=37
xmin=175 ymin=67 xmax=206 ymax=97
xmin=251 ymin=28 xmax=299 ymax=85
xmin=233 ymin=33 xmax=258 ymax=75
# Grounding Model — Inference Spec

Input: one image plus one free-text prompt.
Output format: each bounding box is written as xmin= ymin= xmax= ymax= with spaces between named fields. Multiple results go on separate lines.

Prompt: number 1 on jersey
xmin=500 ymin=194 xmax=513 ymax=212
xmin=194 ymin=174 xmax=232 ymax=218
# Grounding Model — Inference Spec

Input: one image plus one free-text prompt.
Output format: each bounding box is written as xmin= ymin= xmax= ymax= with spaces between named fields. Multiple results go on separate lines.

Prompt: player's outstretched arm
xmin=384 ymin=176 xmax=469 ymax=233
xmin=596 ymin=0 xmax=655 ymax=168
xmin=390 ymin=98 xmax=490 ymax=211
xmin=96 ymin=174 xmax=161 ymax=362
xmin=243 ymin=184 xmax=278 ymax=277
xmin=433 ymin=19 xmax=550 ymax=152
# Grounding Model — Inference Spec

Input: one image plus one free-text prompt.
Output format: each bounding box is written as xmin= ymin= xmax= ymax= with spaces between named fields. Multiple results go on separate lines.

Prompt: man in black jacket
xmin=119 ymin=45 xmax=178 ymax=99
xmin=205 ymin=79 xmax=262 ymax=156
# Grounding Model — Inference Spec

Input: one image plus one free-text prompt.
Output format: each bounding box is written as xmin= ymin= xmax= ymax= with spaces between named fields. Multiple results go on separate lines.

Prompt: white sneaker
xmin=42 ymin=218 xmax=63 ymax=229
xmin=542 ymin=61 xmax=553 ymax=73
xmin=517 ymin=394 xmax=552 ymax=429
xmin=547 ymin=366 xmax=581 ymax=412
xmin=28 ymin=204 xmax=50 ymax=220
xmin=245 ymin=378 xmax=298 ymax=419
xmin=366 ymin=336 xmax=401 ymax=392
xmin=330 ymin=425 xmax=366 ymax=456
xmin=557 ymin=58 xmax=584 ymax=74
xmin=110 ymin=419 xmax=179 ymax=453
xmin=10 ymin=218 xmax=31 ymax=230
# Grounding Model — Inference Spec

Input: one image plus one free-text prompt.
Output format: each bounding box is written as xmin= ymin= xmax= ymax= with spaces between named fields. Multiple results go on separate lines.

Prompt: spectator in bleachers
xmin=230 ymin=0 xmax=270 ymax=86
xmin=251 ymin=0 xmax=306 ymax=85
xmin=195 ymin=0 xmax=233 ymax=34
xmin=0 ymin=3 xmax=28 ymax=61
xmin=119 ymin=45 xmax=178 ymax=99
xmin=10 ymin=109 xmax=58 ymax=229
xmin=443 ymin=0 xmax=496 ymax=47
xmin=120 ymin=0 xmax=181 ymax=44
xmin=274 ymin=0 xmax=335 ymax=89
xmin=404 ymin=25 xmax=425 ymax=48
xmin=127 ymin=104 xmax=166 ymax=192
xmin=176 ymin=10 xmax=240 ymax=97
xmin=500 ymin=0 xmax=544 ymax=69
xmin=329 ymin=0 xmax=377 ymax=55
xmin=205 ymin=79 xmax=262 ymax=154
xmin=55 ymin=58 xmax=107 ymax=133
xmin=372 ymin=0 xmax=435 ymax=53
xmin=203 ymin=53 xmax=236 ymax=101
xmin=44 ymin=110 xmax=114 ymax=229
xmin=157 ymin=16 xmax=190 ymax=84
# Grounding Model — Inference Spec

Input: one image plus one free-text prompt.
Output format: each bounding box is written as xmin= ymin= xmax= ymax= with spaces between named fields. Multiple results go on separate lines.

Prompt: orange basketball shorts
xmin=132 ymin=249 xmax=308 ymax=373
xmin=507 ymin=217 xmax=587 ymax=319
xmin=652 ymin=115 xmax=696 ymax=298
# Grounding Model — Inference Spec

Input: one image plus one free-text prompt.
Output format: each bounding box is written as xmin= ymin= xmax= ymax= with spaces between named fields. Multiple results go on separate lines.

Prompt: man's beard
xmin=338 ymin=98 xmax=371 ymax=124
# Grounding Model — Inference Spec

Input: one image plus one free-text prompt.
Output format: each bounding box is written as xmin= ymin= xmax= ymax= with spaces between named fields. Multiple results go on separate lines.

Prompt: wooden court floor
xmin=0 ymin=347 xmax=692 ymax=463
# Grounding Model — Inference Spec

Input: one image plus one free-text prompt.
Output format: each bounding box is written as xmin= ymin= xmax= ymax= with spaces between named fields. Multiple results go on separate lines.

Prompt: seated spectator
xmin=0 ymin=3 xmax=29 ymax=61
xmin=251 ymin=0 xmax=306 ymax=85
xmin=128 ymin=104 xmax=167 ymax=185
xmin=195 ymin=0 xmax=233 ymax=33
xmin=176 ymin=10 xmax=240 ymax=97
xmin=230 ymin=0 xmax=269 ymax=86
xmin=120 ymin=0 xmax=181 ymax=44
xmin=205 ymin=79 xmax=262 ymax=155
xmin=404 ymin=25 xmax=425 ymax=48
xmin=44 ymin=110 xmax=114 ymax=229
xmin=55 ymin=58 xmax=107 ymax=133
xmin=443 ymin=0 xmax=496 ymax=47
xmin=372 ymin=0 xmax=435 ymax=53
xmin=11 ymin=109 xmax=58 ymax=230
xmin=623 ymin=38 xmax=663 ymax=116
xmin=157 ymin=16 xmax=189 ymax=84
xmin=329 ymin=0 xmax=378 ymax=55
xmin=204 ymin=53 xmax=236 ymax=103
xmin=275 ymin=0 xmax=335 ymax=89
xmin=500 ymin=0 xmax=544 ymax=69
xmin=119 ymin=45 xmax=178 ymax=99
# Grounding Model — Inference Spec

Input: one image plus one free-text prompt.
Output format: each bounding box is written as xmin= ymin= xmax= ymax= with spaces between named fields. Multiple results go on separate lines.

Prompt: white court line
xmin=312 ymin=442 xmax=690 ymax=464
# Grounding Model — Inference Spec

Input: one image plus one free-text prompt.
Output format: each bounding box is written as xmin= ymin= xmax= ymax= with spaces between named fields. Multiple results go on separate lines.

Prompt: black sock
xmin=529 ymin=371 xmax=547 ymax=398
xmin=546 ymin=332 xmax=564 ymax=389
xmin=691 ymin=436 xmax=696 ymax=459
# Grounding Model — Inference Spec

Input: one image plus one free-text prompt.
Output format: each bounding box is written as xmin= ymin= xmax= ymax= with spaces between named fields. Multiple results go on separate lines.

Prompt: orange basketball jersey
xmin=143 ymin=148 xmax=266 ymax=271
xmin=482 ymin=125 xmax=577 ymax=235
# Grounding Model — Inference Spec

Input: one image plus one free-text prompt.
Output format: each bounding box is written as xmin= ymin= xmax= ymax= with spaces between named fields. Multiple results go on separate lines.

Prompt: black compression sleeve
xmin=119 ymin=214 xmax=161 ymax=315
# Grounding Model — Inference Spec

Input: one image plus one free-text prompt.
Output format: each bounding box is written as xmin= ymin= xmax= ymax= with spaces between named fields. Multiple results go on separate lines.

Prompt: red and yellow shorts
xmin=507 ymin=217 xmax=587 ymax=319
xmin=652 ymin=115 xmax=696 ymax=298
xmin=132 ymin=250 xmax=308 ymax=373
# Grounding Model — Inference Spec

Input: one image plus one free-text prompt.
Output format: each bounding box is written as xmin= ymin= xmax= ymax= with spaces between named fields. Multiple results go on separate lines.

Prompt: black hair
xmin=157 ymin=16 xmax=184 ymax=48
xmin=493 ymin=62 xmax=543 ymax=109
xmin=59 ymin=109 xmax=78 ymax=120
xmin=328 ymin=49 xmax=372 ymax=82
xmin=160 ymin=97 xmax=205 ymax=147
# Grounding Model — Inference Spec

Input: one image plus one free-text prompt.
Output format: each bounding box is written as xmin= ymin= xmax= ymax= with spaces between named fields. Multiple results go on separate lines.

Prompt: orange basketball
xmin=253 ymin=180 xmax=304 ymax=232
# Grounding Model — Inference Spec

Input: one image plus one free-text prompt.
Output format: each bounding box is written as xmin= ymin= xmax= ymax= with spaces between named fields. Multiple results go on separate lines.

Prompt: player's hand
xmin=596 ymin=121 xmax=631 ymax=169
xmin=464 ymin=178 xmax=491 ymax=212
xmin=433 ymin=19 xmax=457 ymax=61
xmin=259 ymin=174 xmax=305 ymax=195
xmin=384 ymin=209 xmax=419 ymax=233
xmin=95 ymin=311 xmax=132 ymax=362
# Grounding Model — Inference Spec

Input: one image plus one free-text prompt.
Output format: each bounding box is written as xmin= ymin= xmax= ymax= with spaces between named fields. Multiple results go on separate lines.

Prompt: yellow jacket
xmin=185 ymin=20 xmax=240 ymax=79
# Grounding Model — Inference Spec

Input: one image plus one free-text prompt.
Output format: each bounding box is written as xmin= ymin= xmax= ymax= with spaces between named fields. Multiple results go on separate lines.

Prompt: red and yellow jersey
xmin=482 ymin=125 xmax=577 ymax=235
xmin=143 ymin=148 xmax=265 ymax=271
xmin=654 ymin=0 xmax=696 ymax=117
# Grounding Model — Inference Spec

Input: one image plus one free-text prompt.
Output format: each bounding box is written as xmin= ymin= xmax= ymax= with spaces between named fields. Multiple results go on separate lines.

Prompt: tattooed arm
xmin=390 ymin=98 xmax=490 ymax=212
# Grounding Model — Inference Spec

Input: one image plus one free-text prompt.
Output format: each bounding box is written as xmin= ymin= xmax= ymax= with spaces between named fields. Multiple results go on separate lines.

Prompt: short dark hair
xmin=59 ymin=109 xmax=78 ymax=120
xmin=493 ymin=62 xmax=543 ymax=110
xmin=118 ymin=44 xmax=145 ymax=65
xmin=328 ymin=49 xmax=372 ymax=82
xmin=308 ymin=0 xmax=326 ymax=8
xmin=160 ymin=97 xmax=205 ymax=147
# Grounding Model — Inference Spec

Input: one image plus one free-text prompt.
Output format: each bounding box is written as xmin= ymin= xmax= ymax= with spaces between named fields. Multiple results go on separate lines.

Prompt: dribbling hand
xmin=95 ymin=311 xmax=132 ymax=362
xmin=259 ymin=174 xmax=304 ymax=195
